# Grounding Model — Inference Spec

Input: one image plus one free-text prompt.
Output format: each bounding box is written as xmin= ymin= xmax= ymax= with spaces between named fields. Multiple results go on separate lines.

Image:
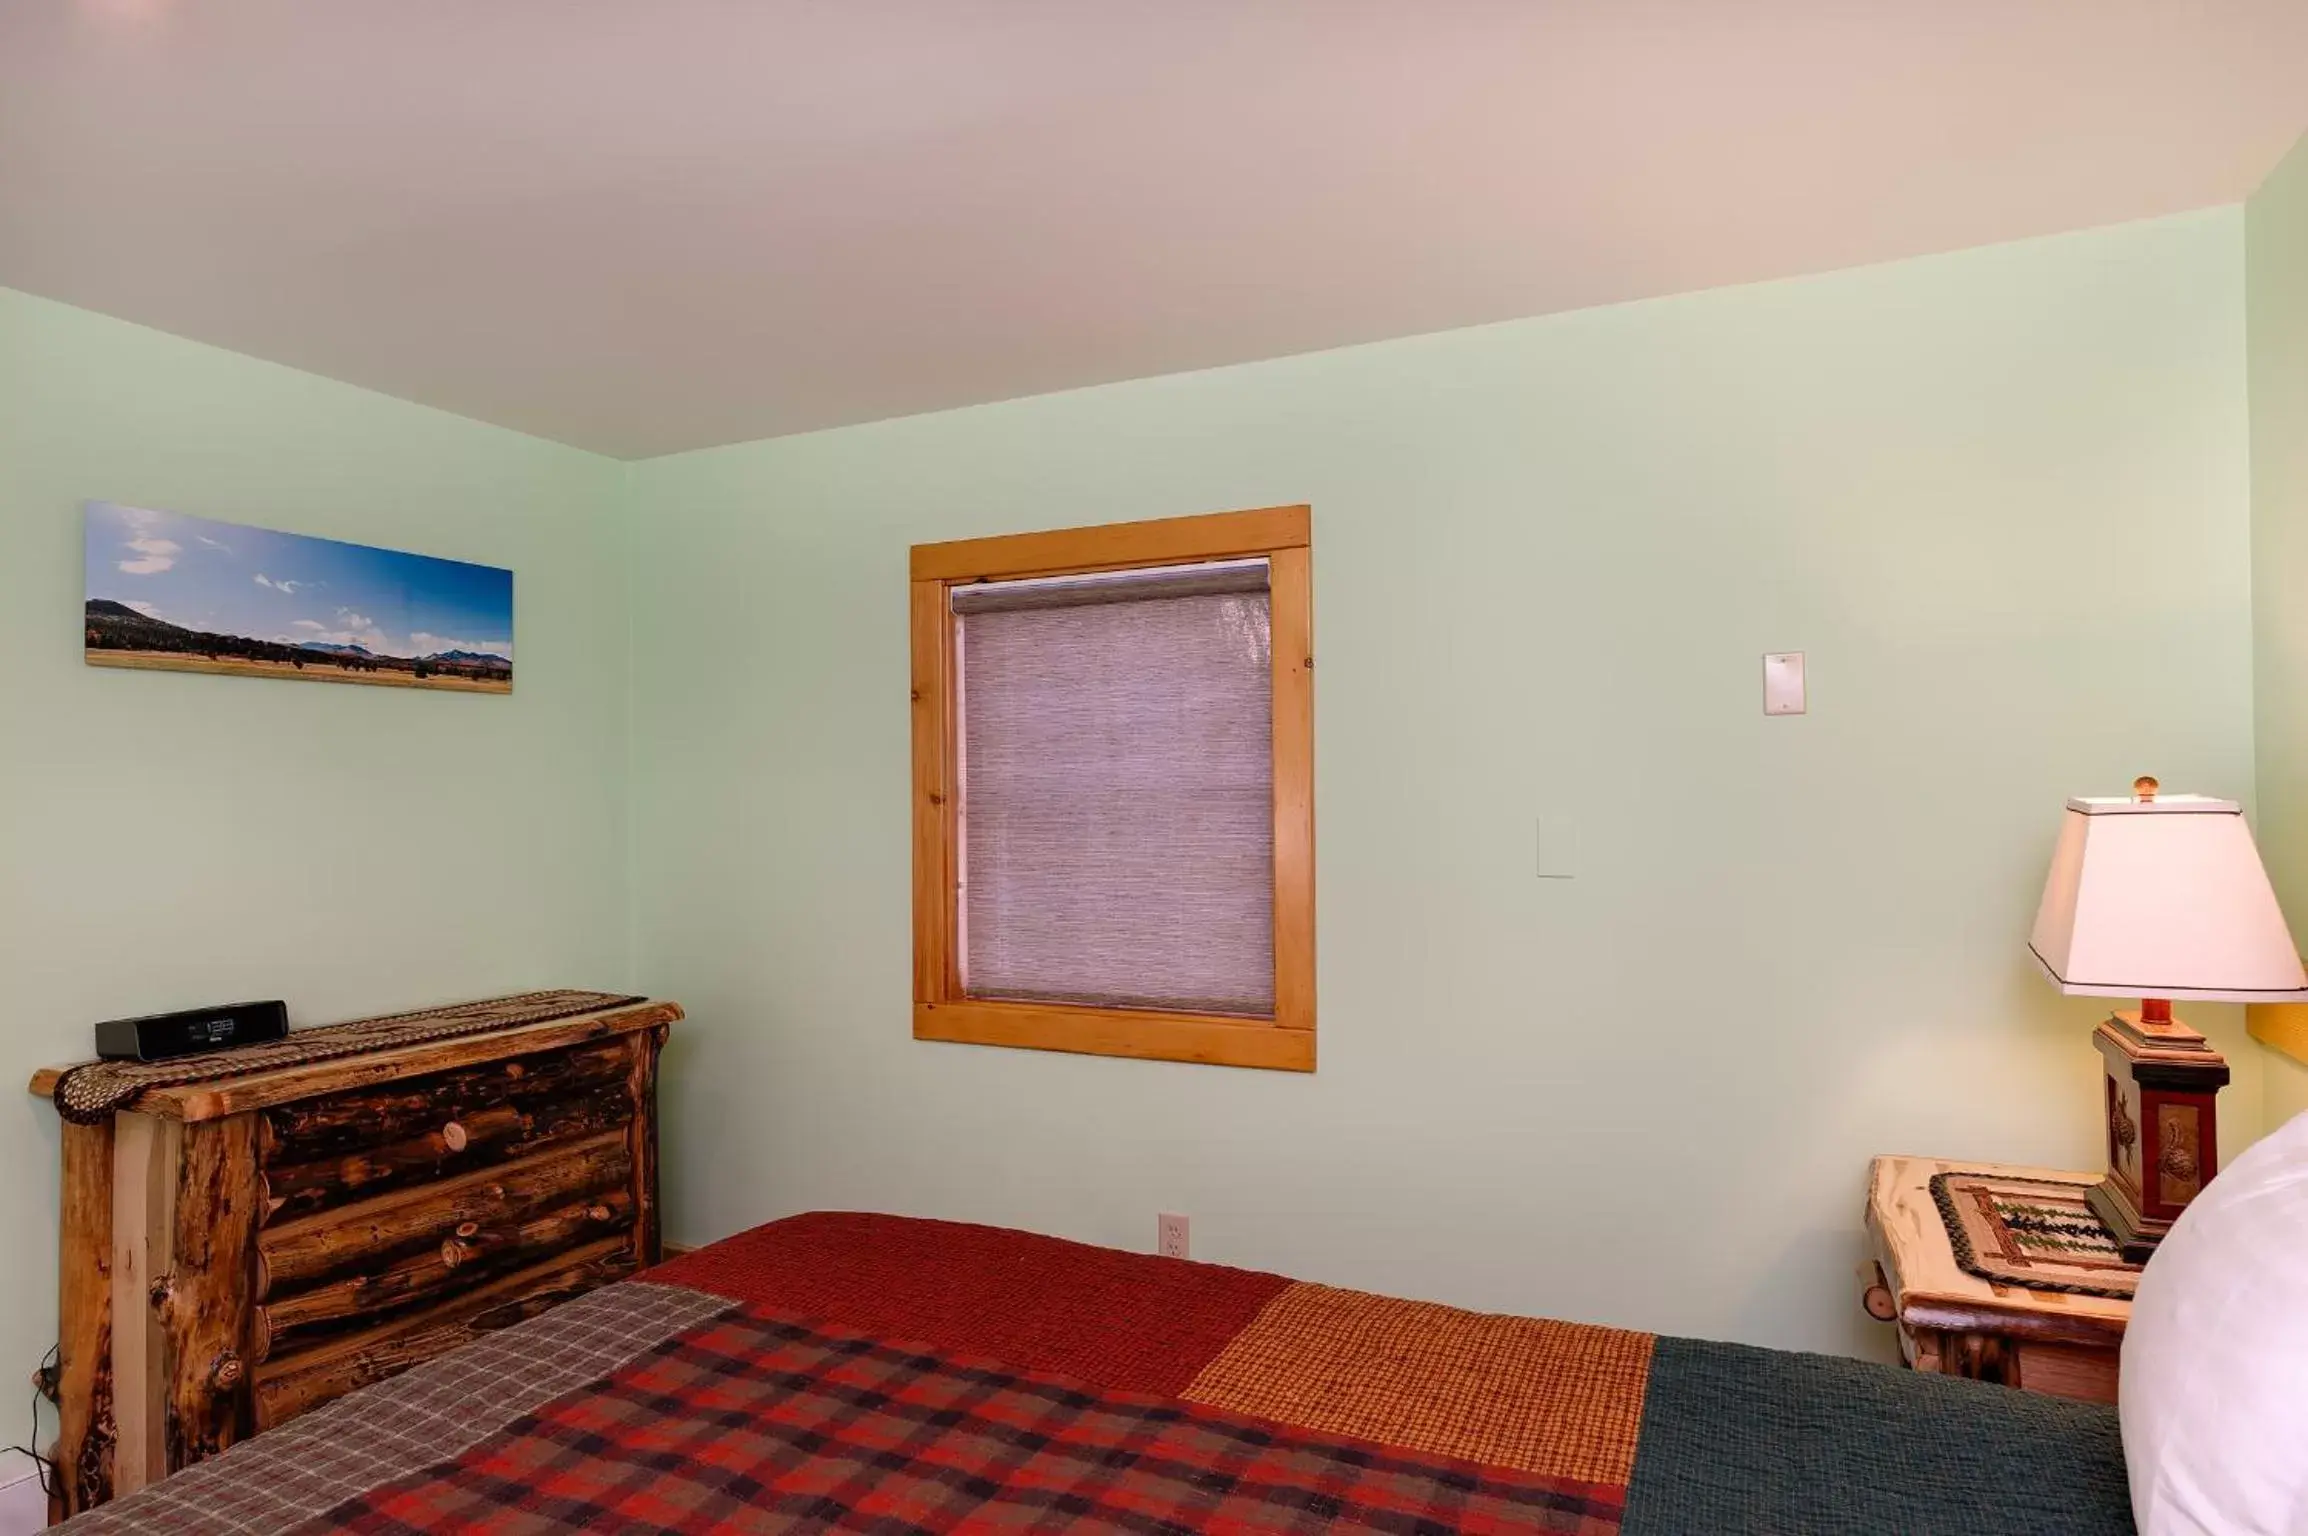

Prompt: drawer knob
xmin=441 ymin=1121 xmax=469 ymax=1153
xmin=441 ymin=1220 xmax=482 ymax=1270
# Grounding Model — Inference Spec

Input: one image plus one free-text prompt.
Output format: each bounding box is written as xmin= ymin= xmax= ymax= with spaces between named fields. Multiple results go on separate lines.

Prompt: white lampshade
xmin=2030 ymin=794 xmax=2308 ymax=1002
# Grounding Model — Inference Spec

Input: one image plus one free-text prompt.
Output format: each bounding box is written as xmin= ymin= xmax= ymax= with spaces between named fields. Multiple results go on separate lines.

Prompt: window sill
xmin=913 ymin=1000 xmax=1314 ymax=1072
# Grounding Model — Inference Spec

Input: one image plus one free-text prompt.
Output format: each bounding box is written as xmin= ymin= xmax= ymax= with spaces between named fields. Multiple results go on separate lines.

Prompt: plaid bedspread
xmin=65 ymin=1213 xmax=2133 ymax=1535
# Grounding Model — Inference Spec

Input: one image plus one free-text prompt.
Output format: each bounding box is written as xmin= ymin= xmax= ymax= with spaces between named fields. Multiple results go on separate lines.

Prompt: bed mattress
xmin=62 ymin=1212 xmax=2132 ymax=1534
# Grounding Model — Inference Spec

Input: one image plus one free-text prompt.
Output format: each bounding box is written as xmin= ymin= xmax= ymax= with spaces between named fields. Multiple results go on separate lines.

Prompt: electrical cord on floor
xmin=6 ymin=1346 xmax=60 ymax=1506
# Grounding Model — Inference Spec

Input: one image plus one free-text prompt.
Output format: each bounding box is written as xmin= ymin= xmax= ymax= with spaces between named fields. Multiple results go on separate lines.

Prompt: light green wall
xmin=0 ymin=198 xmax=2272 ymax=1384
xmin=0 ymin=288 xmax=633 ymax=1387
xmin=2249 ymin=133 xmax=2308 ymax=1131
xmin=626 ymin=209 xmax=2255 ymax=1356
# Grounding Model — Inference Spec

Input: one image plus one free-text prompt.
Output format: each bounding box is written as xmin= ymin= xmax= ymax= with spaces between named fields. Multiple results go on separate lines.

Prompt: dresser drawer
xmin=258 ymin=1039 xmax=636 ymax=1222
xmin=256 ymin=1127 xmax=634 ymax=1355
xmin=254 ymin=1236 xmax=640 ymax=1428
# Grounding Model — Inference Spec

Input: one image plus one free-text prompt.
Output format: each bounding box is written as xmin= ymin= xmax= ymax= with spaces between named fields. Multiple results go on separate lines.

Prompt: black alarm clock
xmin=94 ymin=1000 xmax=289 ymax=1062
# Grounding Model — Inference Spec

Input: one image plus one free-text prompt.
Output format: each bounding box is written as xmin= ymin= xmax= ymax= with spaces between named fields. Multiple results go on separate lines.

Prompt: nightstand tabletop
xmin=1866 ymin=1153 xmax=2131 ymax=1346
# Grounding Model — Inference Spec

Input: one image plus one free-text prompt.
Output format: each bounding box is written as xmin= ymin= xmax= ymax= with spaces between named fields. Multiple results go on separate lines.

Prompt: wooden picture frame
xmin=909 ymin=505 xmax=1315 ymax=1072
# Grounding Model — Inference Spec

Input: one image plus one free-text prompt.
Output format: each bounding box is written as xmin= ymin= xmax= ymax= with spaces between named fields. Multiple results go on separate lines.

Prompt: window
xmin=910 ymin=505 xmax=1314 ymax=1071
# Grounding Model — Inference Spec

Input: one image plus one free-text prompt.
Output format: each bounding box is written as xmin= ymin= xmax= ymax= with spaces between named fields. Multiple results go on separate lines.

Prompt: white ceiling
xmin=4 ymin=3 xmax=2303 ymax=460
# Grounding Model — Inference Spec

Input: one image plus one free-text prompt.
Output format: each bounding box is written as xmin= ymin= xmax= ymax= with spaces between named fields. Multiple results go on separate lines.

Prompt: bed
xmin=61 ymin=1212 xmax=2131 ymax=1534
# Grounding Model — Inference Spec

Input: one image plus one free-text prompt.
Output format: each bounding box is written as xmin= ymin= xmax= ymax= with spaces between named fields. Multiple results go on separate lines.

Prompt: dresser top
xmin=31 ymin=997 xmax=680 ymax=1122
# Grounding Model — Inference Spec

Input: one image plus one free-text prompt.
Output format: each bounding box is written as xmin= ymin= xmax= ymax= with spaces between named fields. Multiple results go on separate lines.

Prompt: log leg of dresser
xmin=109 ymin=1113 xmax=179 ymax=1497
xmin=112 ymin=1111 xmax=264 ymax=1493
xmin=56 ymin=1118 xmax=116 ymax=1515
xmin=627 ymin=1027 xmax=665 ymax=1266
xmin=165 ymin=1115 xmax=261 ymax=1470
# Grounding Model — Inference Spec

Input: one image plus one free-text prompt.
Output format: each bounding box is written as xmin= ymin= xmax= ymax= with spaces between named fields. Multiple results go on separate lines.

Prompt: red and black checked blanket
xmin=65 ymin=1214 xmax=2132 ymax=1535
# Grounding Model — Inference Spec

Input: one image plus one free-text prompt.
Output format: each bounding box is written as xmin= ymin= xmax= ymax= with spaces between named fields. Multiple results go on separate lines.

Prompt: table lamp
xmin=2028 ymin=776 xmax=2308 ymax=1261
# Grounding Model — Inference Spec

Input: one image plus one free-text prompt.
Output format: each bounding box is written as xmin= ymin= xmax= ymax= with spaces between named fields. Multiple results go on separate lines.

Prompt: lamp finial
xmin=2133 ymin=775 xmax=2159 ymax=803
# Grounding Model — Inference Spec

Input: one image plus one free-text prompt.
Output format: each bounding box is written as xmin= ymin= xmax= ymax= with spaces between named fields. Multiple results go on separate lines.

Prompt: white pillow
xmin=2122 ymin=1107 xmax=2308 ymax=1535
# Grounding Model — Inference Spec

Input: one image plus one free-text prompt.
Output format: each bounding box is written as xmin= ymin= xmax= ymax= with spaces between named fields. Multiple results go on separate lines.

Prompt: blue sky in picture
xmin=84 ymin=502 xmax=514 ymax=663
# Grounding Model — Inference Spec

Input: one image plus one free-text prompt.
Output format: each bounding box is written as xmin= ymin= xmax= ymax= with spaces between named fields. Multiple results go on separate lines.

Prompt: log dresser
xmin=31 ymin=990 xmax=680 ymax=1519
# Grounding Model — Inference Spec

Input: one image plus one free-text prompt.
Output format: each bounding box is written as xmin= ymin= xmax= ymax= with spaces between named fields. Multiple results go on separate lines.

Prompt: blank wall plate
xmin=1536 ymin=816 xmax=1577 ymax=879
xmin=1763 ymin=652 xmax=1806 ymax=715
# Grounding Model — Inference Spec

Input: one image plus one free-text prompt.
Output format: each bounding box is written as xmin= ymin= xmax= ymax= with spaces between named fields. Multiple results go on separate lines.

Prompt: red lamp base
xmin=2087 ymin=1004 xmax=2229 ymax=1264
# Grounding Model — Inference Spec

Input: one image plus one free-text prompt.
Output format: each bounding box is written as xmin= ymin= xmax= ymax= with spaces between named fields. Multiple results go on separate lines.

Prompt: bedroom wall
xmin=2247 ymin=133 xmax=2308 ymax=1129
xmin=625 ymin=208 xmax=2257 ymax=1358
xmin=0 ymin=289 xmax=633 ymax=1397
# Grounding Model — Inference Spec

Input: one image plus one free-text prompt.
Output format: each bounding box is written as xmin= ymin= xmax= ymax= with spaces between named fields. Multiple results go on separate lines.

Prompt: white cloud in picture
xmin=118 ymin=536 xmax=179 ymax=575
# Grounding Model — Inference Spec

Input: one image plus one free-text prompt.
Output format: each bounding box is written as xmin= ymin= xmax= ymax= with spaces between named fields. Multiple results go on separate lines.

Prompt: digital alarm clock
xmin=93 ymin=1000 xmax=289 ymax=1062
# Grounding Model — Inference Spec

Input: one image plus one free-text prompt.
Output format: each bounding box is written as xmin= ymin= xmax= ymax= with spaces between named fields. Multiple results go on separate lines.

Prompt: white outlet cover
xmin=1763 ymin=652 xmax=1806 ymax=715
xmin=0 ymin=1466 xmax=45 ymax=1536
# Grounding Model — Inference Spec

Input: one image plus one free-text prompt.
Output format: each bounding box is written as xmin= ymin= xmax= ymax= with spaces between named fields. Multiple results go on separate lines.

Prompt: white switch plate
xmin=1763 ymin=652 xmax=1806 ymax=715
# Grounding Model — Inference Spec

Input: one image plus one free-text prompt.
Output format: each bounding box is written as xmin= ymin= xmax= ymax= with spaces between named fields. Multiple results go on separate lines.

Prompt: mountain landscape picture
xmin=84 ymin=502 xmax=513 ymax=693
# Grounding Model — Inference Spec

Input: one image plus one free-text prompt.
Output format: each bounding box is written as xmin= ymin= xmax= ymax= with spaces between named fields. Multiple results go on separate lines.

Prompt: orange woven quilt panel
xmin=1180 ymin=1280 xmax=1656 ymax=1487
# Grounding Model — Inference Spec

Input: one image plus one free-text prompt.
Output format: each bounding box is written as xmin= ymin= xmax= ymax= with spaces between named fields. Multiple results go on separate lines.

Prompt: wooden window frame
xmin=910 ymin=504 xmax=1314 ymax=1072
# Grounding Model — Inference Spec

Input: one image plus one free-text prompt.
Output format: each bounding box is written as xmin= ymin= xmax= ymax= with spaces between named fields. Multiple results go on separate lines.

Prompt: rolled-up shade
xmin=951 ymin=558 xmax=1269 ymax=614
xmin=957 ymin=559 xmax=1275 ymax=1016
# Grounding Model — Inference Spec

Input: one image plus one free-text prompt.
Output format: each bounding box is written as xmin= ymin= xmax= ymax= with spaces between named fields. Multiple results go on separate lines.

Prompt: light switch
xmin=1763 ymin=652 xmax=1806 ymax=715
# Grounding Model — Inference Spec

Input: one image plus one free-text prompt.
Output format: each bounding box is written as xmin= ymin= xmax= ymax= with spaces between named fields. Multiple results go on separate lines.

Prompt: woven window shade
xmin=955 ymin=560 xmax=1275 ymax=1016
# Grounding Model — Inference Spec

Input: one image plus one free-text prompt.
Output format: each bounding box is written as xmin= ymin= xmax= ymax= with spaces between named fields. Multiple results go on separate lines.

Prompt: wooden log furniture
xmin=1862 ymin=1154 xmax=2130 ymax=1404
xmin=32 ymin=995 xmax=679 ymax=1517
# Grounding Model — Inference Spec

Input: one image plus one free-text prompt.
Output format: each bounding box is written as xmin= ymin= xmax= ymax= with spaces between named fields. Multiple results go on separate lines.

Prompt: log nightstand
xmin=33 ymin=994 xmax=678 ymax=1518
xmin=1863 ymin=1154 xmax=2132 ymax=1405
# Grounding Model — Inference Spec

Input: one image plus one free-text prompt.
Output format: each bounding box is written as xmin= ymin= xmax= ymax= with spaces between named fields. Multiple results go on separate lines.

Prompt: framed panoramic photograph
xmin=83 ymin=502 xmax=514 ymax=694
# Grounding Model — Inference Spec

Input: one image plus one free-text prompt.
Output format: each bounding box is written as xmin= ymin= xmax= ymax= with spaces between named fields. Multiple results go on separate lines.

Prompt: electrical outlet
xmin=1157 ymin=1212 xmax=1189 ymax=1260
